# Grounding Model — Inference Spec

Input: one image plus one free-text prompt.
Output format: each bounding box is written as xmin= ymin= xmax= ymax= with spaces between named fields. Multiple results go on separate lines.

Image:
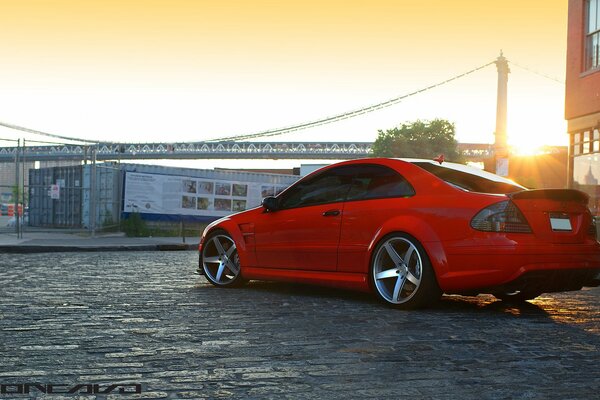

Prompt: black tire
xmin=369 ymin=233 xmax=441 ymax=309
xmin=201 ymin=230 xmax=246 ymax=288
xmin=493 ymin=291 xmax=541 ymax=302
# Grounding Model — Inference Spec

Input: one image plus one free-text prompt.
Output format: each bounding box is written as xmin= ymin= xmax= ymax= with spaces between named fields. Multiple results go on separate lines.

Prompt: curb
xmin=0 ymin=244 xmax=197 ymax=253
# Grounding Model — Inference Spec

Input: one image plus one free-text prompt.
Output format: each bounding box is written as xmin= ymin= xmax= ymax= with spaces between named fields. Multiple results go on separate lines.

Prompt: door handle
xmin=322 ymin=209 xmax=340 ymax=217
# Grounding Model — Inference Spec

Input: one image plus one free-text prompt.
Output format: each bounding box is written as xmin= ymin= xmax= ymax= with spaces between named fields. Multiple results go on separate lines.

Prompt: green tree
xmin=371 ymin=119 xmax=463 ymax=162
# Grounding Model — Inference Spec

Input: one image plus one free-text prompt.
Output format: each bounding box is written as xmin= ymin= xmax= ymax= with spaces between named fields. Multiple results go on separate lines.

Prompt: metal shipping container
xmin=82 ymin=164 xmax=122 ymax=229
xmin=28 ymin=166 xmax=83 ymax=228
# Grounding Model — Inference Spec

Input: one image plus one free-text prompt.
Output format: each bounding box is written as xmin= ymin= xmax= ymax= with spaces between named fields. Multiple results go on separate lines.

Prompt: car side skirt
xmin=242 ymin=267 xmax=371 ymax=292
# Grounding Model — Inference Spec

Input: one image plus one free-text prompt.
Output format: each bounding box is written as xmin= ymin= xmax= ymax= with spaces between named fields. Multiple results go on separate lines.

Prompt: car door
xmin=253 ymin=166 xmax=353 ymax=271
xmin=337 ymin=164 xmax=416 ymax=273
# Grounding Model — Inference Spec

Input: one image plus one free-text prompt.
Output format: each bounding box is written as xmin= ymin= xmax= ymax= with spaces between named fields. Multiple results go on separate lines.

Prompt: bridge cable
xmin=508 ymin=61 xmax=565 ymax=85
xmin=0 ymin=61 xmax=495 ymax=145
xmin=205 ymin=61 xmax=496 ymax=142
xmin=0 ymin=121 xmax=98 ymax=144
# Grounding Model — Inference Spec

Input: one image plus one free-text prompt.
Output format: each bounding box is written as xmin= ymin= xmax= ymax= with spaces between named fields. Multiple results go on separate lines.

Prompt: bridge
xmin=0 ymin=141 xmax=372 ymax=162
xmin=0 ymin=141 xmax=493 ymax=162
xmin=0 ymin=57 xmax=510 ymax=165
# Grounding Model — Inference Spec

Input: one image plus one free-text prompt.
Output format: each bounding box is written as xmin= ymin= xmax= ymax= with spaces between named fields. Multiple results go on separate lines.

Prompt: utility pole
xmin=494 ymin=51 xmax=510 ymax=176
xmin=90 ymin=145 xmax=97 ymax=237
xmin=20 ymin=139 xmax=26 ymax=239
xmin=14 ymin=139 xmax=20 ymax=236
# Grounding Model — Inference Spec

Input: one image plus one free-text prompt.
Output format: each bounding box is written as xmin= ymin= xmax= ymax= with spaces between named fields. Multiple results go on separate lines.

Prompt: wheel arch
xmin=366 ymin=216 xmax=450 ymax=286
xmin=201 ymin=218 xmax=252 ymax=267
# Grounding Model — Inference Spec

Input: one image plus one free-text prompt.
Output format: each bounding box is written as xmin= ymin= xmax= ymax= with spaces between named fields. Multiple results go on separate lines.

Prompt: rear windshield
xmin=412 ymin=162 xmax=525 ymax=194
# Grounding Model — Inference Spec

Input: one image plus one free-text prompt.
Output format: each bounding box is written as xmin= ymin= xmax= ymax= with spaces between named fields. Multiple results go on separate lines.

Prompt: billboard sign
xmin=123 ymin=171 xmax=288 ymax=218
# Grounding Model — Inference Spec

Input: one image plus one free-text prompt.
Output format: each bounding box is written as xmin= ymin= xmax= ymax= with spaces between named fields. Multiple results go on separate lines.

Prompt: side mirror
xmin=262 ymin=196 xmax=279 ymax=212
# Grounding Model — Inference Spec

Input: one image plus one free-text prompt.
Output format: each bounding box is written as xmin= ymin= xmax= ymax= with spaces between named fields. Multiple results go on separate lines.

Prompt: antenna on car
xmin=433 ymin=154 xmax=445 ymax=164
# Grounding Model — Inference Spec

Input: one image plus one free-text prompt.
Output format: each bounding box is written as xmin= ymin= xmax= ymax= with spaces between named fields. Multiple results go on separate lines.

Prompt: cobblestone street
xmin=1 ymin=251 xmax=599 ymax=399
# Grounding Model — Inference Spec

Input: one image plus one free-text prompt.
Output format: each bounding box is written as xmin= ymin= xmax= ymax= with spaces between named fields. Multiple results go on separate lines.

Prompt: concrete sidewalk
xmin=0 ymin=231 xmax=199 ymax=253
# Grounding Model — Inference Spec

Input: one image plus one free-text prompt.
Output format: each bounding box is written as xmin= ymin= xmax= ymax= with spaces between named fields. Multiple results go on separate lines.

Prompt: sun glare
xmin=510 ymin=142 xmax=545 ymax=156
xmin=507 ymin=117 xmax=568 ymax=156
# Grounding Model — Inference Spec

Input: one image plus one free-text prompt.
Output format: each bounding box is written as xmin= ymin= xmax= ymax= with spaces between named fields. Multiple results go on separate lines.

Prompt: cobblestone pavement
xmin=0 ymin=252 xmax=599 ymax=399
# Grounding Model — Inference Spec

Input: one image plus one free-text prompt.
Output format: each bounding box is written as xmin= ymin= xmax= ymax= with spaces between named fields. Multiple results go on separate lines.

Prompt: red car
xmin=197 ymin=158 xmax=600 ymax=309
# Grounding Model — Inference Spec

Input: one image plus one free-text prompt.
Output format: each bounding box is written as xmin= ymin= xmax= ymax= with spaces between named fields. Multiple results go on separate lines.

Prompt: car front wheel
xmin=370 ymin=233 xmax=441 ymax=309
xmin=201 ymin=230 xmax=246 ymax=288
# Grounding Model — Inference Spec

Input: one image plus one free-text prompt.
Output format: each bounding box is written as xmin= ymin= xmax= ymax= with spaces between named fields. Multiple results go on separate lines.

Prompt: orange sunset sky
xmin=0 ymin=0 xmax=568 ymax=167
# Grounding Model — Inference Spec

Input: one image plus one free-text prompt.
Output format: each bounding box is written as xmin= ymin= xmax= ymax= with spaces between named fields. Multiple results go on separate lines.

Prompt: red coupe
xmin=197 ymin=158 xmax=600 ymax=309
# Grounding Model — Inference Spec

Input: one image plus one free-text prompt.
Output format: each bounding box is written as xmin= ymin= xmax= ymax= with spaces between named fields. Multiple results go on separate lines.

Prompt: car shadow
xmin=243 ymin=280 xmax=378 ymax=304
xmin=241 ymin=280 xmax=551 ymax=318
xmin=433 ymin=294 xmax=551 ymax=317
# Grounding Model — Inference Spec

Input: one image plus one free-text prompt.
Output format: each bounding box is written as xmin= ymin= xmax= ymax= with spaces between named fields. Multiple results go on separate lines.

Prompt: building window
xmin=573 ymin=132 xmax=582 ymax=155
xmin=572 ymin=129 xmax=600 ymax=161
xmin=587 ymin=0 xmax=600 ymax=70
xmin=573 ymin=155 xmax=600 ymax=215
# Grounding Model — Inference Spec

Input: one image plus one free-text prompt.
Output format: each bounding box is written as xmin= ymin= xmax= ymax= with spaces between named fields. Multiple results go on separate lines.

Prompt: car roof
xmin=396 ymin=158 xmax=524 ymax=188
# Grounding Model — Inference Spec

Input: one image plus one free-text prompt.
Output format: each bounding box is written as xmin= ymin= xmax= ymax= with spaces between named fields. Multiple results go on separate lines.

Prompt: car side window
xmin=346 ymin=165 xmax=415 ymax=201
xmin=278 ymin=168 xmax=352 ymax=209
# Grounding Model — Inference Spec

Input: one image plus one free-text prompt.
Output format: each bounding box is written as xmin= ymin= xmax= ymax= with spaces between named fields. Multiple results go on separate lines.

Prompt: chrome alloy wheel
xmin=372 ymin=236 xmax=423 ymax=305
xmin=202 ymin=233 xmax=242 ymax=286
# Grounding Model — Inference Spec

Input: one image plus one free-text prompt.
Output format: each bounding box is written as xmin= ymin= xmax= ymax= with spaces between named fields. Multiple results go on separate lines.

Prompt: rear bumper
xmin=439 ymin=241 xmax=600 ymax=293
xmin=481 ymin=268 xmax=600 ymax=295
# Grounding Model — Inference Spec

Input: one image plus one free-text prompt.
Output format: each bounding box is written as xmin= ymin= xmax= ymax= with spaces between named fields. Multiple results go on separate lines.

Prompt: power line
xmin=508 ymin=61 xmax=565 ymax=85
xmin=206 ymin=61 xmax=496 ymax=142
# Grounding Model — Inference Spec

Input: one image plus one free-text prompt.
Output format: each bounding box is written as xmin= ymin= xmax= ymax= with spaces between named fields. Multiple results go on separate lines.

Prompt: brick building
xmin=566 ymin=0 xmax=600 ymax=214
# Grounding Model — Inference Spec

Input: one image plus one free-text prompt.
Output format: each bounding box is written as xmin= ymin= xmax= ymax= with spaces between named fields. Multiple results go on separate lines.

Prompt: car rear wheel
xmin=370 ymin=233 xmax=441 ymax=309
xmin=201 ymin=231 xmax=246 ymax=288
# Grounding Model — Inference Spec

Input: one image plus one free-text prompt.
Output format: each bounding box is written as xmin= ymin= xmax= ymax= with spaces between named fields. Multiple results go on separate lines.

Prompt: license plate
xmin=549 ymin=213 xmax=572 ymax=231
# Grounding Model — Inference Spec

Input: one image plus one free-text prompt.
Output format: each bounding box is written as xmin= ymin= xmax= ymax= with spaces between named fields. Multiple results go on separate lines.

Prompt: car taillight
xmin=471 ymin=200 xmax=532 ymax=233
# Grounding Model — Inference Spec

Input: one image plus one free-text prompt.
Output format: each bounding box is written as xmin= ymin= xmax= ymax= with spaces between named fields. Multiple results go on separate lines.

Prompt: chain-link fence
xmin=0 ymin=140 xmax=123 ymax=237
xmin=0 ymin=139 xmax=25 ymax=236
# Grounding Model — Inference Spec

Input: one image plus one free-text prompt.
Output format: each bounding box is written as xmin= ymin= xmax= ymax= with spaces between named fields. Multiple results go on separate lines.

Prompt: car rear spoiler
xmin=508 ymin=189 xmax=589 ymax=204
